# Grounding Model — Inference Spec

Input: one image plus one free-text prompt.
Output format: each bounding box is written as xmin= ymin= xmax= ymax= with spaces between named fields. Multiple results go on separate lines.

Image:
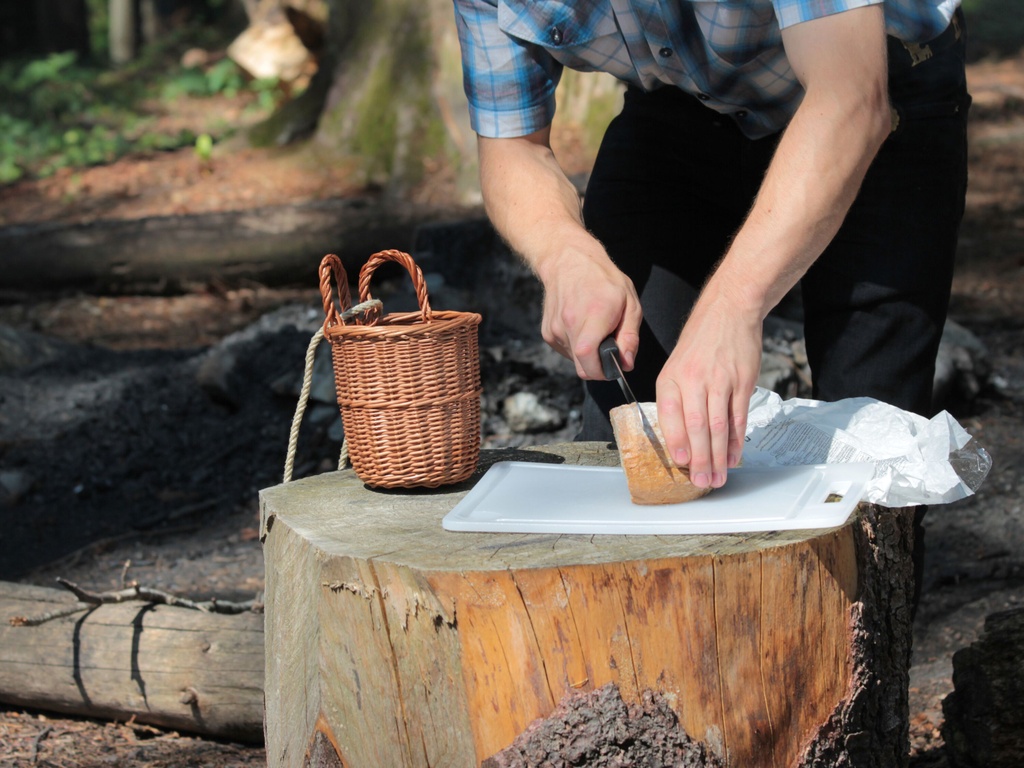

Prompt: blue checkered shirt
xmin=454 ymin=0 xmax=961 ymax=139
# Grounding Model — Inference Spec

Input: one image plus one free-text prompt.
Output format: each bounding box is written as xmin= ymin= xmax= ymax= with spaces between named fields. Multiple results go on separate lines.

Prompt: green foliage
xmin=161 ymin=57 xmax=256 ymax=100
xmin=0 ymin=37 xmax=286 ymax=185
xmin=84 ymin=0 xmax=110 ymax=62
xmin=194 ymin=133 xmax=214 ymax=163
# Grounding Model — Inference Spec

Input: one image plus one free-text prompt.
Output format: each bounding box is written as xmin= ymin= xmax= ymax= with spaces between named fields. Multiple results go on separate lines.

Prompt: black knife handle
xmin=598 ymin=335 xmax=620 ymax=381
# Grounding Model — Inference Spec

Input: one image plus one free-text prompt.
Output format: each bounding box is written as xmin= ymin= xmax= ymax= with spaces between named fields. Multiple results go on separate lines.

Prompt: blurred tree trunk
xmin=110 ymin=0 xmax=207 ymax=65
xmin=110 ymin=0 xmax=168 ymax=64
xmin=108 ymin=0 xmax=138 ymax=64
xmin=248 ymin=0 xmax=623 ymax=207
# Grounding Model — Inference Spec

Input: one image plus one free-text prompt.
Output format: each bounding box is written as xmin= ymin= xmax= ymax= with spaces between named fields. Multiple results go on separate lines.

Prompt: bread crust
xmin=610 ymin=402 xmax=712 ymax=505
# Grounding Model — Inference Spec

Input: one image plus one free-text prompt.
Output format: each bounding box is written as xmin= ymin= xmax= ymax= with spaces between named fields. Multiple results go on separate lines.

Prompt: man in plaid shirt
xmin=454 ymin=1 xmax=969 ymax=499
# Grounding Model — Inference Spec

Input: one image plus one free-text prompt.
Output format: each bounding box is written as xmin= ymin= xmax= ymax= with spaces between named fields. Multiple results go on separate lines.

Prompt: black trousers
xmin=579 ymin=13 xmax=970 ymax=615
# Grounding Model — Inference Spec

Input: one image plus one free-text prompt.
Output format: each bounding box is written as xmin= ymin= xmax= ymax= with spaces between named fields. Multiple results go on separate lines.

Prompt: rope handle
xmin=357 ymin=249 xmax=433 ymax=324
xmin=282 ymin=326 xmax=354 ymax=484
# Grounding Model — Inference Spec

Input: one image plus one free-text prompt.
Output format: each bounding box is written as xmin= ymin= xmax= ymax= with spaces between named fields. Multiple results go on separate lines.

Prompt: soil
xmin=2 ymin=55 xmax=1024 ymax=767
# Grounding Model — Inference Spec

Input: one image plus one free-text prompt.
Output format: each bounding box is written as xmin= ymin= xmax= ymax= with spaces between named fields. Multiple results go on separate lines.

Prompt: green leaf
xmin=195 ymin=133 xmax=214 ymax=162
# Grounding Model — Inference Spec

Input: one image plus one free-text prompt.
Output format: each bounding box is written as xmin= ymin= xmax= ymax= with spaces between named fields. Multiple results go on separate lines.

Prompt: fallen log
xmin=942 ymin=606 xmax=1024 ymax=768
xmin=260 ymin=442 xmax=917 ymax=768
xmin=0 ymin=581 xmax=264 ymax=742
xmin=0 ymin=197 xmax=476 ymax=294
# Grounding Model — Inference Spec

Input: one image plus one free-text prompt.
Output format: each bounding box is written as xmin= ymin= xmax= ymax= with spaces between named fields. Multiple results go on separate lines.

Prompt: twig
xmin=55 ymin=578 xmax=260 ymax=613
xmin=31 ymin=725 xmax=51 ymax=764
xmin=117 ymin=715 xmax=164 ymax=737
xmin=9 ymin=579 xmax=263 ymax=626
xmin=9 ymin=603 xmax=94 ymax=627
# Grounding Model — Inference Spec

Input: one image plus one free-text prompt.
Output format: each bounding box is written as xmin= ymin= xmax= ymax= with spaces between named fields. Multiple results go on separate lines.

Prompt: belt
xmin=888 ymin=7 xmax=964 ymax=68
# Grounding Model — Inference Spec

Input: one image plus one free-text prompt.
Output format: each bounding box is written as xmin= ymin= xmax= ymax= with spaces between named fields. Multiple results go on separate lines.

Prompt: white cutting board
xmin=442 ymin=461 xmax=876 ymax=535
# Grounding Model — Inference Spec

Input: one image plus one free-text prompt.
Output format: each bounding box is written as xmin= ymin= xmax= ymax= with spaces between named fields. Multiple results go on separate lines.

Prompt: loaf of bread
xmin=610 ymin=402 xmax=713 ymax=505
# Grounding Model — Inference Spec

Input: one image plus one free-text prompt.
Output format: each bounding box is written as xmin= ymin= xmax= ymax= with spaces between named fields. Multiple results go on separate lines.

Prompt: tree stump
xmin=260 ymin=443 xmax=916 ymax=768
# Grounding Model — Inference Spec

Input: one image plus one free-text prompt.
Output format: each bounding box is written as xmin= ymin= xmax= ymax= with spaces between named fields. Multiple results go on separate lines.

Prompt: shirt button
xmin=659 ymin=47 xmax=673 ymax=58
xmin=550 ymin=27 xmax=563 ymax=45
xmin=697 ymin=93 xmax=710 ymax=101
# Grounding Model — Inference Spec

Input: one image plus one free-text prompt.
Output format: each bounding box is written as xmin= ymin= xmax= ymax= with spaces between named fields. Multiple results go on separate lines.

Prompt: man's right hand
xmin=535 ymin=243 xmax=642 ymax=380
xmin=477 ymin=131 xmax=643 ymax=378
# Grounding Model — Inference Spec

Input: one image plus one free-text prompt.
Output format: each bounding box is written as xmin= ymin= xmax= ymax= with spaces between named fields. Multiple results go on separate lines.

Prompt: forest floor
xmin=2 ymin=54 xmax=1024 ymax=767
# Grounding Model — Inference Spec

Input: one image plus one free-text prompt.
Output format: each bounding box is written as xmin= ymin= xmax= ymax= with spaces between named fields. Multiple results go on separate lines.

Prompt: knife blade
xmin=598 ymin=336 xmax=673 ymax=471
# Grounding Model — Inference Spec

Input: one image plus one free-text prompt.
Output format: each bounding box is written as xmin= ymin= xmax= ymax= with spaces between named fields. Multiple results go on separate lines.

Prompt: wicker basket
xmin=319 ymin=249 xmax=482 ymax=488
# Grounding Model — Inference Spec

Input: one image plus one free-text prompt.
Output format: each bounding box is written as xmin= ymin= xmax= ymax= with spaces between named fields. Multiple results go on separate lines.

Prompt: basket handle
xmin=357 ymin=249 xmax=432 ymax=324
xmin=319 ymin=253 xmax=353 ymax=332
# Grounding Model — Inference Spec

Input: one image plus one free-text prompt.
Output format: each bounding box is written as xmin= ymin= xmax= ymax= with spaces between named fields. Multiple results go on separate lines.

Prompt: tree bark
xmin=260 ymin=442 xmax=917 ymax=768
xmin=253 ymin=0 xmax=623 ymax=205
xmin=0 ymin=581 xmax=264 ymax=743
xmin=942 ymin=607 xmax=1024 ymax=768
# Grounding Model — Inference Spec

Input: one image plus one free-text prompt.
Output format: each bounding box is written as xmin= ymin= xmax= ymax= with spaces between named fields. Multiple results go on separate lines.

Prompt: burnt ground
xmin=1 ymin=56 xmax=1024 ymax=767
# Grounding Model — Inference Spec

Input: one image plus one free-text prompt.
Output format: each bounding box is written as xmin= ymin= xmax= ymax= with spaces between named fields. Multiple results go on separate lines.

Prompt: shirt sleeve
xmin=771 ymin=0 xmax=883 ymax=30
xmin=452 ymin=0 xmax=563 ymax=137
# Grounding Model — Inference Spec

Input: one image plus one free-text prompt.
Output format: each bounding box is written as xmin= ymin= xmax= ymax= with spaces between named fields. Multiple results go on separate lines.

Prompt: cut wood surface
xmin=0 ymin=581 xmax=264 ymax=742
xmin=260 ymin=442 xmax=917 ymax=768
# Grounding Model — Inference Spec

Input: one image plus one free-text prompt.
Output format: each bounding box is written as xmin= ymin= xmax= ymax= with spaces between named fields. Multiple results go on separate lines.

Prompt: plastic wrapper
xmin=743 ymin=387 xmax=992 ymax=507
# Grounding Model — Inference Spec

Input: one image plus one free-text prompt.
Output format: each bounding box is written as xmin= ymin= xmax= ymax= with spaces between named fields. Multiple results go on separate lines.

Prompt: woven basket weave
xmin=319 ymin=249 xmax=482 ymax=488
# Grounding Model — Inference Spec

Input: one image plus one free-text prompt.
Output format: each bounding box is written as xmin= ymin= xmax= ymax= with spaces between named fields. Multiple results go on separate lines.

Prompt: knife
xmin=599 ymin=336 xmax=673 ymax=470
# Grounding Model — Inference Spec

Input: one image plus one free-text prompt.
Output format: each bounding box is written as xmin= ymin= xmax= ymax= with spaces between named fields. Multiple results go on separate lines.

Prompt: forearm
xmin=703 ymin=6 xmax=891 ymax=320
xmin=477 ymin=130 xmax=643 ymax=375
xmin=706 ymin=85 xmax=891 ymax=318
xmin=478 ymin=131 xmax=609 ymax=282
